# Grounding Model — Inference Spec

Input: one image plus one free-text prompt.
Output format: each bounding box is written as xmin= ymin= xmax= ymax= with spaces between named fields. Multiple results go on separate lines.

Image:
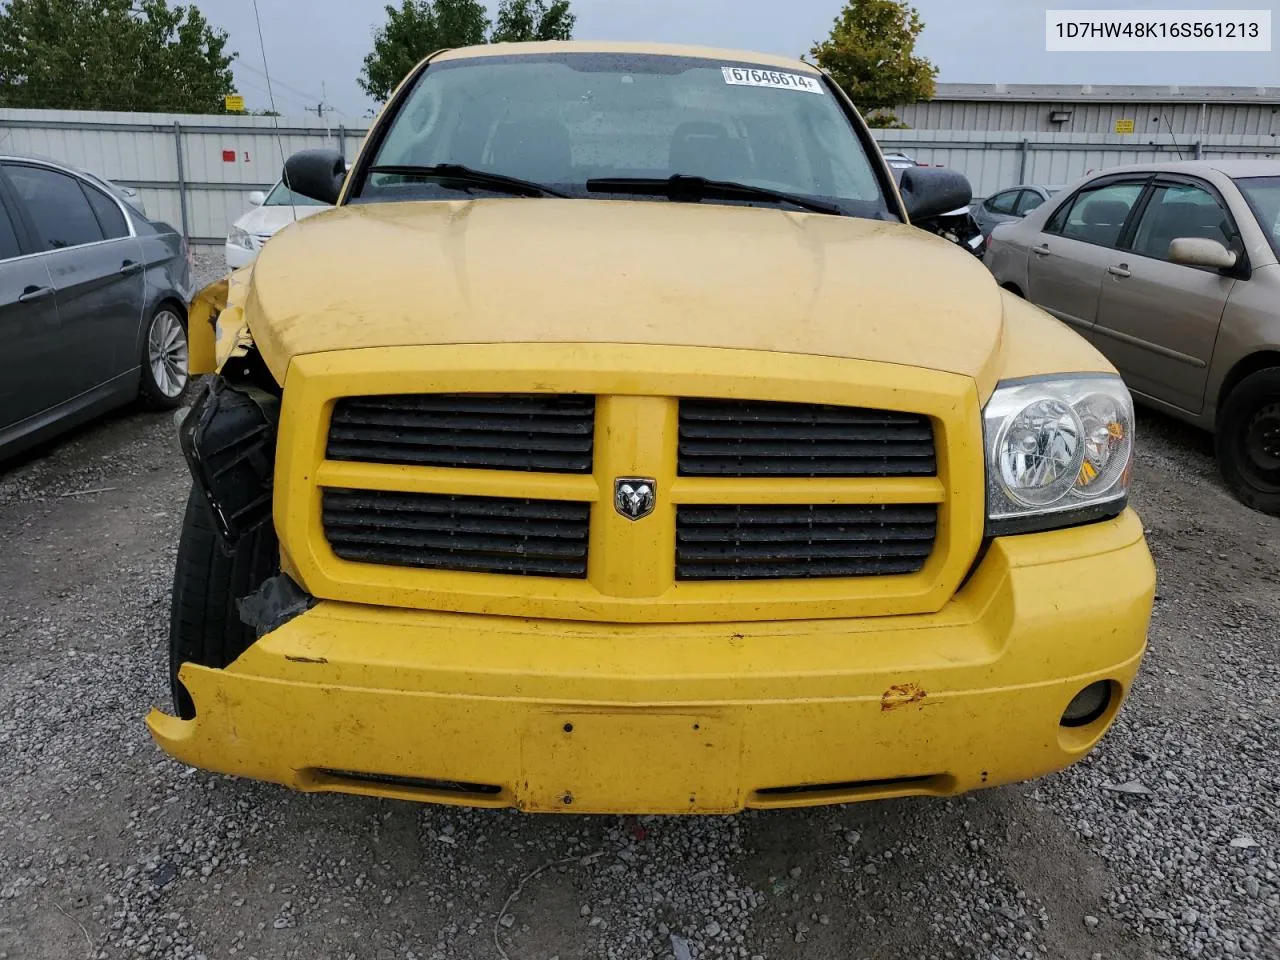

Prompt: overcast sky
xmin=201 ymin=0 xmax=1279 ymax=118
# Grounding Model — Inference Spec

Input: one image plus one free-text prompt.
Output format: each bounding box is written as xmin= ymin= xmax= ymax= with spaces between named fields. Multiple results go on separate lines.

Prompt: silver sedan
xmin=985 ymin=160 xmax=1280 ymax=515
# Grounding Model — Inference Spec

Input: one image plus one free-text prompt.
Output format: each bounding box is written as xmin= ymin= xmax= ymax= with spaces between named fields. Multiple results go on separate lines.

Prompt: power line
xmin=234 ymin=60 xmax=348 ymax=117
xmin=248 ymin=0 xmax=294 ymax=224
xmin=232 ymin=73 xmax=313 ymax=112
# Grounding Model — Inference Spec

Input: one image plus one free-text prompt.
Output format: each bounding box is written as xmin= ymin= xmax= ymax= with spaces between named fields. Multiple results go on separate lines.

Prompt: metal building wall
xmin=894 ymin=84 xmax=1280 ymax=136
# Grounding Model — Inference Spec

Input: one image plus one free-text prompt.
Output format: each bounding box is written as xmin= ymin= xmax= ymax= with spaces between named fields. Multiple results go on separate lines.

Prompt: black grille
xmin=327 ymin=394 xmax=595 ymax=473
xmin=323 ymin=489 xmax=589 ymax=578
xmin=676 ymin=504 xmax=937 ymax=581
xmin=679 ymin=398 xmax=935 ymax=477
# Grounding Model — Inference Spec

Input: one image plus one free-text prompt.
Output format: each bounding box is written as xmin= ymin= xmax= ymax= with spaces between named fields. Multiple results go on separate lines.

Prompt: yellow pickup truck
xmin=149 ymin=41 xmax=1155 ymax=814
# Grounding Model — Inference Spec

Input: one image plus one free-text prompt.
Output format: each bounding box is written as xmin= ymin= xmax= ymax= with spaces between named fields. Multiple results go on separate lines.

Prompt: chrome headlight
xmin=984 ymin=375 xmax=1134 ymax=535
xmin=227 ymin=226 xmax=253 ymax=250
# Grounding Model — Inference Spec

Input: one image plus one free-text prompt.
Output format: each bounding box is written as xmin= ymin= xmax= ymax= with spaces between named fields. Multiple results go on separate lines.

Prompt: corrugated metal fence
xmin=0 ymin=107 xmax=1276 ymax=243
xmin=0 ymin=109 xmax=363 ymax=244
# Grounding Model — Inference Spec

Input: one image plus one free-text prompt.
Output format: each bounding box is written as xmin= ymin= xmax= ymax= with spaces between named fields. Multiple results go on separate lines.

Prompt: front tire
xmin=140 ymin=304 xmax=190 ymax=409
xmin=169 ymin=486 xmax=278 ymax=719
xmin=1216 ymin=368 xmax=1280 ymax=516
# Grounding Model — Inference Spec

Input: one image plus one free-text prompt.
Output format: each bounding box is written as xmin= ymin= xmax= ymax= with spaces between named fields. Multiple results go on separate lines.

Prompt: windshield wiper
xmin=366 ymin=163 xmax=569 ymax=198
xmin=585 ymin=174 xmax=842 ymax=215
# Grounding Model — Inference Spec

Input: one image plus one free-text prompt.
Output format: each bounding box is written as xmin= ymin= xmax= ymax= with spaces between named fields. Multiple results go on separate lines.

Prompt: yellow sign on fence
xmin=1114 ymin=118 xmax=1135 ymax=135
xmin=224 ymin=94 xmax=246 ymax=113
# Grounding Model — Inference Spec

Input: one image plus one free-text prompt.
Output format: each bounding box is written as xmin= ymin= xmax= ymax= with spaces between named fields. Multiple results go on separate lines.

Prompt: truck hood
xmin=244 ymin=197 xmax=1006 ymax=389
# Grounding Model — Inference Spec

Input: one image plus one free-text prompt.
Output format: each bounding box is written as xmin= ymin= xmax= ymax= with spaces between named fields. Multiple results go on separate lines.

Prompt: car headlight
xmin=227 ymin=226 xmax=253 ymax=250
xmin=984 ymin=375 xmax=1134 ymax=535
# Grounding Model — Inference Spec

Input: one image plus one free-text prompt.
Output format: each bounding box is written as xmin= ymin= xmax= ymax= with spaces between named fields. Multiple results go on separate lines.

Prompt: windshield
xmin=265 ymin=181 xmax=327 ymax=207
xmin=356 ymin=53 xmax=891 ymax=219
xmin=1236 ymin=176 xmax=1280 ymax=256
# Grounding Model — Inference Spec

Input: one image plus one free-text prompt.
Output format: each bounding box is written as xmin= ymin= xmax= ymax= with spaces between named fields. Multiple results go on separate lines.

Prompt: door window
xmin=1014 ymin=190 xmax=1046 ymax=215
xmin=984 ymin=191 xmax=1019 ymax=214
xmin=1055 ymin=182 xmax=1145 ymax=248
xmin=3 ymin=164 xmax=105 ymax=250
xmin=82 ymin=184 xmax=130 ymax=239
xmin=1131 ymin=182 xmax=1234 ymax=261
xmin=0 ymin=199 xmax=21 ymax=260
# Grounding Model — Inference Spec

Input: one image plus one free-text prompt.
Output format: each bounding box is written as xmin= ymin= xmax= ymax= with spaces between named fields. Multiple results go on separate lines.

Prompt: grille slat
xmin=329 ymin=425 xmax=593 ymax=453
xmin=682 ymin=422 xmax=933 ymax=442
xmin=678 ymin=541 xmax=934 ymax=561
xmin=329 ymin=394 xmax=595 ymax=473
xmin=323 ymin=491 xmax=586 ymax=521
xmin=677 ymin=524 xmax=936 ymax=544
xmin=679 ymin=398 xmax=935 ymax=478
xmin=677 ymin=504 xmax=937 ymax=581
xmin=323 ymin=489 xmax=589 ymax=578
xmin=682 ymin=559 xmax=927 ymax=580
xmin=678 ymin=504 xmax=936 ymax=526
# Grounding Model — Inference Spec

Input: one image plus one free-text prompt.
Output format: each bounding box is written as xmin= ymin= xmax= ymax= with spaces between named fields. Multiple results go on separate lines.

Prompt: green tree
xmin=358 ymin=0 xmax=490 ymax=102
xmin=810 ymin=0 xmax=937 ymax=128
xmin=360 ymin=0 xmax=576 ymax=102
xmin=0 ymin=0 xmax=235 ymax=113
xmin=491 ymin=0 xmax=575 ymax=43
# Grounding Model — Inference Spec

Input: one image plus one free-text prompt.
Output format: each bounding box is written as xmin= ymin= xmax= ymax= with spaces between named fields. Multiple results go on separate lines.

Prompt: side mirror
xmin=899 ymin=167 xmax=973 ymax=223
xmin=247 ymin=190 xmax=266 ymax=206
xmin=1169 ymin=237 xmax=1238 ymax=270
xmin=282 ymin=148 xmax=346 ymax=206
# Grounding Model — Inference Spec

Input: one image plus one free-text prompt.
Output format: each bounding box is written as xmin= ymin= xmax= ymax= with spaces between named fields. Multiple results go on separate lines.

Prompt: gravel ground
xmin=0 ymin=249 xmax=1276 ymax=960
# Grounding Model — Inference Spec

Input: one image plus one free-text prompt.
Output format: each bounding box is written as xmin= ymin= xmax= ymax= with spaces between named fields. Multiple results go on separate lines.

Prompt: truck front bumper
xmin=148 ymin=511 xmax=1154 ymax=814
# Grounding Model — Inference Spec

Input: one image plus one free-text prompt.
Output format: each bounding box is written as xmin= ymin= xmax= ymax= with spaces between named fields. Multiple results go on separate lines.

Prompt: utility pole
xmin=312 ymin=82 xmax=333 ymax=139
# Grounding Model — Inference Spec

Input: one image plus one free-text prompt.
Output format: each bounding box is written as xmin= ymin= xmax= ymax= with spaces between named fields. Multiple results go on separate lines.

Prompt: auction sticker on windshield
xmin=721 ymin=66 xmax=824 ymax=94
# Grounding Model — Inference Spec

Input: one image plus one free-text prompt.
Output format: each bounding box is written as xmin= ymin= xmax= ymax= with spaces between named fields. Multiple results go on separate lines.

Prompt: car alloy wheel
xmin=148 ymin=308 xmax=190 ymax=399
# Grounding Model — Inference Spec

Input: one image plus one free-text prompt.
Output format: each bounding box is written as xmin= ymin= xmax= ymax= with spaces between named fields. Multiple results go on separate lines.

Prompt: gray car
xmin=0 ymin=155 xmax=192 ymax=460
xmin=973 ymin=184 xmax=1063 ymax=238
xmin=985 ymin=160 xmax=1280 ymax=515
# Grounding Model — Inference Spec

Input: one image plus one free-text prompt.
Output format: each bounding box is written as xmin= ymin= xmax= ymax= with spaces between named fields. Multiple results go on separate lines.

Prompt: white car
xmin=225 ymin=181 xmax=329 ymax=268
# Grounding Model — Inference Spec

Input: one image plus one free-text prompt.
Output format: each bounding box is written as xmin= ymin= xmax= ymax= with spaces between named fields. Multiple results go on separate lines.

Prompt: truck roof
xmin=434 ymin=40 xmax=817 ymax=73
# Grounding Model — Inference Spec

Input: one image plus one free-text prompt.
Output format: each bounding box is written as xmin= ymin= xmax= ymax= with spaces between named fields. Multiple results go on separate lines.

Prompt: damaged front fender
xmin=188 ymin=266 xmax=257 ymax=376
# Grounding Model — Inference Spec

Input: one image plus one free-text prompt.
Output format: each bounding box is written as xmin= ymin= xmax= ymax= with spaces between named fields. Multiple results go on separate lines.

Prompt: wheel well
xmin=1218 ymin=351 xmax=1280 ymax=410
xmin=1001 ymin=282 xmax=1025 ymax=298
xmin=156 ymin=297 xmax=188 ymax=321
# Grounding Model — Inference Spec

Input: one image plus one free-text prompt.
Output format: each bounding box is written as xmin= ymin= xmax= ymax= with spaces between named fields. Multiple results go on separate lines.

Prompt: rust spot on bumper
xmin=881 ymin=683 xmax=927 ymax=711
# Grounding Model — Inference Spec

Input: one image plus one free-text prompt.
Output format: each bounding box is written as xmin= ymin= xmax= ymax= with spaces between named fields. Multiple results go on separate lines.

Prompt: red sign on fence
xmin=222 ymin=149 xmax=236 ymax=163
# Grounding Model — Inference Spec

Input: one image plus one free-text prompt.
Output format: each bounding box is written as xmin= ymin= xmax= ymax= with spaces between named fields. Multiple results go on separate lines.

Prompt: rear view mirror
xmin=247 ymin=191 xmax=266 ymax=206
xmin=1169 ymin=237 xmax=1238 ymax=270
xmin=282 ymin=149 xmax=346 ymax=206
xmin=899 ymin=167 xmax=973 ymax=223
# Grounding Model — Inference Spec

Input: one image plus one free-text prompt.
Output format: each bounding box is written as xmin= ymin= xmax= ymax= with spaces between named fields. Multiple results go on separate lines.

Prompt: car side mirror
xmin=247 ymin=190 xmax=266 ymax=206
xmin=282 ymin=148 xmax=346 ymax=206
xmin=1169 ymin=237 xmax=1238 ymax=270
xmin=899 ymin=167 xmax=973 ymax=223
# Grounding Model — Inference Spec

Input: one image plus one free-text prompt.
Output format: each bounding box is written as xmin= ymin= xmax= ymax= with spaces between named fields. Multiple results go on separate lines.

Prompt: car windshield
xmin=265 ymin=181 xmax=327 ymax=206
xmin=356 ymin=52 xmax=891 ymax=219
xmin=1236 ymin=176 xmax=1280 ymax=255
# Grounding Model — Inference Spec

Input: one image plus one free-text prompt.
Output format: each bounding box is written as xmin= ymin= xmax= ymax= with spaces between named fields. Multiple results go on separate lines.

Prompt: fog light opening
xmin=1060 ymin=681 xmax=1114 ymax=728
